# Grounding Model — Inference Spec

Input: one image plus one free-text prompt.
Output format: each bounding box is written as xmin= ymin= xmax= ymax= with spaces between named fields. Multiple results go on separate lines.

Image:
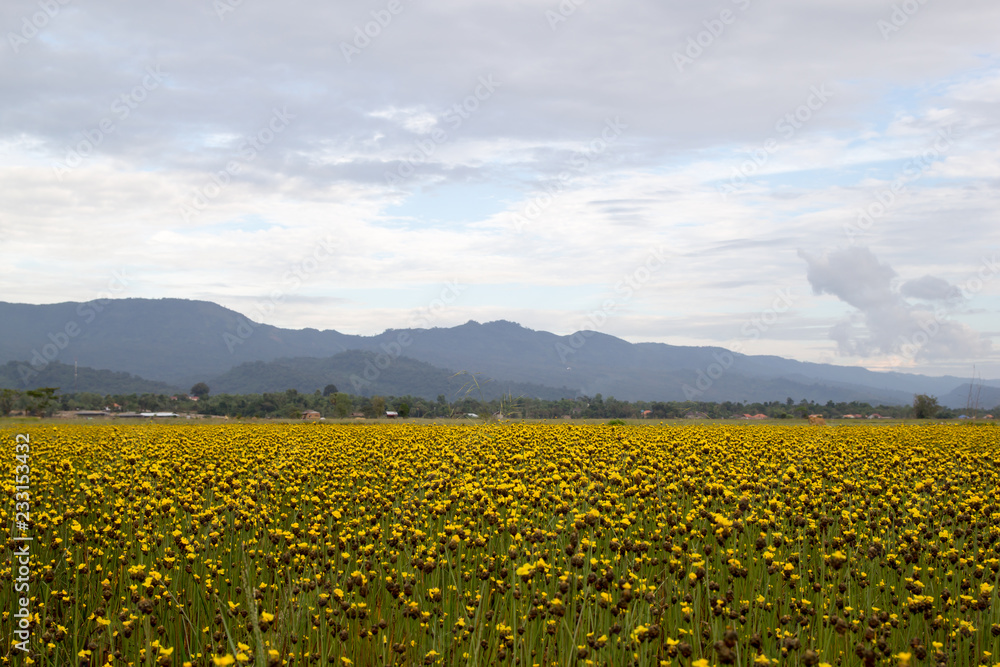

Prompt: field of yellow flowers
xmin=2 ymin=422 xmax=999 ymax=667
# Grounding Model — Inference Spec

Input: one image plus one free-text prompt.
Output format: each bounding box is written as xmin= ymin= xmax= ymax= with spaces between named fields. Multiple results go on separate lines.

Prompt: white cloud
xmin=799 ymin=246 xmax=993 ymax=362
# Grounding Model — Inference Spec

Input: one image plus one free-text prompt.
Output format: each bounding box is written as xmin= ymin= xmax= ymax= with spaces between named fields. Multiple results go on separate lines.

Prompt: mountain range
xmin=1 ymin=298 xmax=997 ymax=409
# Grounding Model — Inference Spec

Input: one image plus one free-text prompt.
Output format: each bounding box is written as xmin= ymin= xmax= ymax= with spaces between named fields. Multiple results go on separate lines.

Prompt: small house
xmin=301 ymin=410 xmax=321 ymax=420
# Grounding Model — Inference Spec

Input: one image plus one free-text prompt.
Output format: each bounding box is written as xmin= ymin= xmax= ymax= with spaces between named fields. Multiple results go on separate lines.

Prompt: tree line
xmin=2 ymin=385 xmax=990 ymax=420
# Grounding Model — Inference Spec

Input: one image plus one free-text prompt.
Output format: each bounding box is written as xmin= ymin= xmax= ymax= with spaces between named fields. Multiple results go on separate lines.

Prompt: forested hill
xmin=2 ymin=298 xmax=996 ymax=405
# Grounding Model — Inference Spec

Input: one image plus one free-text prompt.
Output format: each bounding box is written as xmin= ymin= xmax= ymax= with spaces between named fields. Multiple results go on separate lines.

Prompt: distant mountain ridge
xmin=1 ymin=298 xmax=997 ymax=407
xmin=0 ymin=360 xmax=179 ymax=395
xmin=210 ymin=351 xmax=576 ymax=400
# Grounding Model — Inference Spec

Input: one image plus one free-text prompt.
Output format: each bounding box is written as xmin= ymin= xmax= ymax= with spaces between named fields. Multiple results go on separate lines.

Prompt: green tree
xmin=361 ymin=396 xmax=385 ymax=419
xmin=190 ymin=382 xmax=210 ymax=398
xmin=0 ymin=388 xmax=19 ymax=417
xmin=323 ymin=383 xmax=339 ymax=396
xmin=397 ymin=402 xmax=410 ymax=418
xmin=25 ymin=387 xmax=58 ymax=417
xmin=332 ymin=393 xmax=352 ymax=419
xmin=913 ymin=394 xmax=939 ymax=419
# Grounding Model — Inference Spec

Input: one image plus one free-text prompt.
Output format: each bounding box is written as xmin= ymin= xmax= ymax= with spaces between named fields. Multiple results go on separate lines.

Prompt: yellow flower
xmin=213 ymin=656 xmax=235 ymax=666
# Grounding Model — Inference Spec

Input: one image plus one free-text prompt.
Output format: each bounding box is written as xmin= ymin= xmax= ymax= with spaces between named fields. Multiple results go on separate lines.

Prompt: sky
xmin=1 ymin=0 xmax=998 ymax=379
